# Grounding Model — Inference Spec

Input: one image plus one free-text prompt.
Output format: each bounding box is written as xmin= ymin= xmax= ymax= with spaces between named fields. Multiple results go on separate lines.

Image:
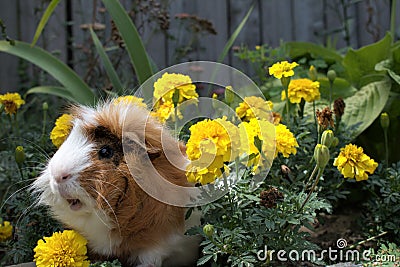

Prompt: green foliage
xmin=363 ymin=162 xmax=400 ymax=239
xmin=340 ymin=80 xmax=391 ymax=138
xmin=101 ymin=0 xmax=153 ymax=93
xmin=0 ymin=41 xmax=95 ymax=105
xmin=364 ymin=242 xmax=400 ymax=266
xmin=343 ymin=33 xmax=392 ymax=87
xmin=217 ymin=5 xmax=254 ymax=63
xmin=31 ymin=0 xmax=61 ymax=47
xmin=89 ymin=28 xmax=124 ymax=95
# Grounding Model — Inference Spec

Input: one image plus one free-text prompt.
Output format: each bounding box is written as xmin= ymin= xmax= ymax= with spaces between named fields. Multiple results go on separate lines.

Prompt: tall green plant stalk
xmin=390 ymin=0 xmax=397 ymax=42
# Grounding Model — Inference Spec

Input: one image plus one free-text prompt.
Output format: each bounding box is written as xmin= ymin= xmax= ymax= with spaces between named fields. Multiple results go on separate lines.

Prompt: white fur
xmin=32 ymin=117 xmax=122 ymax=256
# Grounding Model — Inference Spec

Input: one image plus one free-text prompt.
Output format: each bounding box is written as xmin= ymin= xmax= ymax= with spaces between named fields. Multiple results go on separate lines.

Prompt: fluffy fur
xmin=32 ymin=101 xmax=199 ymax=266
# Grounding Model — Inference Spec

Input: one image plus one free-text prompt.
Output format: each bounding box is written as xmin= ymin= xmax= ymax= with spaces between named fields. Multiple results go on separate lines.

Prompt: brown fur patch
xmin=74 ymin=102 xmax=190 ymax=264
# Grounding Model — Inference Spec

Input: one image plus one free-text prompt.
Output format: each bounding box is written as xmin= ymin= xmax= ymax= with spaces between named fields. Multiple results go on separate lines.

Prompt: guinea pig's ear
xmin=123 ymin=132 xmax=161 ymax=161
xmin=145 ymin=141 xmax=162 ymax=161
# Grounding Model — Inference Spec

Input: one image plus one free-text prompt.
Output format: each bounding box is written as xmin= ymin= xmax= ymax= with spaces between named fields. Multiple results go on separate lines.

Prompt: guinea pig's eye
xmin=98 ymin=145 xmax=114 ymax=159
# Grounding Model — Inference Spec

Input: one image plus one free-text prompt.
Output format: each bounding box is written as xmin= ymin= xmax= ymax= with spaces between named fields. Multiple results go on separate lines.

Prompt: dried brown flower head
xmin=316 ymin=106 xmax=334 ymax=129
xmin=260 ymin=187 xmax=284 ymax=208
xmin=333 ymin=98 xmax=346 ymax=119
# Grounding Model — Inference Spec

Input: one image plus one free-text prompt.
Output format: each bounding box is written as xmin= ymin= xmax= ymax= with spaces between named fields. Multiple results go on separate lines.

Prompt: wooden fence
xmin=0 ymin=0 xmax=397 ymax=92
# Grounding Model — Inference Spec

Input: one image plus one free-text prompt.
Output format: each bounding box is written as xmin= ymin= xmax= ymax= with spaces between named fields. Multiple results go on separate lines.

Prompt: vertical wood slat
xmin=0 ymin=0 xmax=396 ymax=93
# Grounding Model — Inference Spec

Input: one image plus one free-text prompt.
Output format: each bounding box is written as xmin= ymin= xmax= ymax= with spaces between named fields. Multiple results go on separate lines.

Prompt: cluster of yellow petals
xmin=281 ymin=78 xmax=320 ymax=103
xmin=274 ymin=124 xmax=299 ymax=158
xmin=235 ymin=96 xmax=273 ymax=122
xmin=151 ymin=101 xmax=182 ymax=123
xmin=186 ymin=117 xmax=240 ymax=185
xmin=333 ymin=144 xmax=378 ymax=181
xmin=0 ymin=220 xmax=13 ymax=242
xmin=153 ymin=72 xmax=198 ymax=106
xmin=238 ymin=118 xmax=275 ymax=172
xmin=50 ymin=114 xmax=73 ymax=148
xmin=152 ymin=72 xmax=198 ymax=123
xmin=113 ymin=95 xmax=147 ymax=108
xmin=34 ymin=230 xmax=90 ymax=267
xmin=268 ymin=61 xmax=299 ymax=79
xmin=0 ymin=92 xmax=25 ymax=115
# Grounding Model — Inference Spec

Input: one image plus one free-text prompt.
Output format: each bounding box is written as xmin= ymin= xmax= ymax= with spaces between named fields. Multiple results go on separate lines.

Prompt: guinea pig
xmin=31 ymin=101 xmax=200 ymax=267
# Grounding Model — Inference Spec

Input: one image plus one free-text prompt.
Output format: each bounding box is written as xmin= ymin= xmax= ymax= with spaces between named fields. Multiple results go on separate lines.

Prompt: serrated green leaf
xmin=25 ymin=86 xmax=76 ymax=102
xmin=101 ymin=0 xmax=153 ymax=95
xmin=341 ymin=80 xmax=391 ymax=138
xmin=197 ymin=254 xmax=214 ymax=265
xmin=31 ymin=0 xmax=61 ymax=47
xmin=89 ymin=27 xmax=124 ymax=94
xmin=0 ymin=41 xmax=95 ymax=104
xmin=343 ymin=33 xmax=392 ymax=86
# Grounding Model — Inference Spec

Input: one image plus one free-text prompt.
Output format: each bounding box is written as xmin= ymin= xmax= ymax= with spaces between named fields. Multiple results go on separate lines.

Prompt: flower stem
xmin=384 ymin=128 xmax=389 ymax=170
xmin=285 ymin=91 xmax=290 ymax=124
xmin=299 ymin=166 xmax=323 ymax=213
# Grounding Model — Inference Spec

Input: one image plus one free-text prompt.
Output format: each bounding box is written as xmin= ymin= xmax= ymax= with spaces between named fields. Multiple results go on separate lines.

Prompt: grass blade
xmin=0 ymin=40 xmax=95 ymax=104
xmin=31 ymin=0 xmax=61 ymax=47
xmin=89 ymin=27 xmax=124 ymax=94
xmin=25 ymin=86 xmax=76 ymax=102
xmin=217 ymin=4 xmax=254 ymax=62
xmin=101 ymin=0 xmax=153 ymax=93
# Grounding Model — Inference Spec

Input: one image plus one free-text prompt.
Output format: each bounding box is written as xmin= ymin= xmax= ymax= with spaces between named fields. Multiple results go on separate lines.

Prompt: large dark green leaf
xmin=343 ymin=33 xmax=392 ymax=87
xmin=285 ymin=42 xmax=343 ymax=64
xmin=101 ymin=0 xmax=153 ymax=91
xmin=341 ymin=79 xmax=391 ymax=138
xmin=0 ymin=41 xmax=95 ymax=104
xmin=25 ymin=86 xmax=76 ymax=102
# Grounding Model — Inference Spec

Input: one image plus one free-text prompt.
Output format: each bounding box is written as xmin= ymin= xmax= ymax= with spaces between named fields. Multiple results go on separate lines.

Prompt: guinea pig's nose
xmin=55 ymin=173 xmax=72 ymax=184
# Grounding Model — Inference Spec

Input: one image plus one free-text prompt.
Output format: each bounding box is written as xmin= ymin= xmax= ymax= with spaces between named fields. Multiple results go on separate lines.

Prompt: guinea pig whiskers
xmin=86 ymin=178 xmax=126 ymax=196
xmin=14 ymin=200 xmax=38 ymax=231
xmin=88 ymin=185 xmax=121 ymax=236
xmin=0 ymin=183 xmax=33 ymax=212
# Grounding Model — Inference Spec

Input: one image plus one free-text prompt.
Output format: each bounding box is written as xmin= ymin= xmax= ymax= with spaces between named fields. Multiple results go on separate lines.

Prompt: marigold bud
xmin=309 ymin=65 xmax=318 ymax=81
xmin=224 ymin=86 xmax=235 ymax=104
xmin=327 ymin=70 xmax=337 ymax=83
xmin=15 ymin=146 xmax=25 ymax=165
xmin=203 ymin=224 xmax=214 ymax=238
xmin=331 ymin=137 xmax=339 ymax=147
xmin=380 ymin=112 xmax=390 ymax=129
xmin=321 ymin=130 xmax=334 ymax=148
xmin=42 ymin=102 xmax=48 ymax=111
xmin=314 ymin=144 xmax=330 ymax=170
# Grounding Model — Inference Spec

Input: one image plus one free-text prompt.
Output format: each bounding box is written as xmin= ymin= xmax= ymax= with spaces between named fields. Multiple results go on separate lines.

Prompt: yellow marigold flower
xmin=113 ymin=95 xmax=147 ymax=108
xmin=34 ymin=230 xmax=90 ymax=267
xmin=151 ymin=101 xmax=182 ymax=123
xmin=268 ymin=61 xmax=299 ymax=79
xmin=0 ymin=220 xmax=13 ymax=242
xmin=235 ymin=96 xmax=273 ymax=122
xmin=153 ymin=72 xmax=198 ymax=106
xmin=333 ymin=144 xmax=378 ymax=181
xmin=239 ymin=118 xmax=275 ymax=171
xmin=281 ymin=78 xmax=320 ymax=103
xmin=275 ymin=124 xmax=298 ymax=158
xmin=185 ymin=117 xmax=240 ymax=184
xmin=0 ymin=92 xmax=25 ymax=115
xmin=50 ymin=114 xmax=73 ymax=148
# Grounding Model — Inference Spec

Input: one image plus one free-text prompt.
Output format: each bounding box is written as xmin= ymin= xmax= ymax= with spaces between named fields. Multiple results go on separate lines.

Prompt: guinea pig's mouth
xmin=66 ymin=198 xmax=82 ymax=211
xmin=58 ymin=186 xmax=83 ymax=211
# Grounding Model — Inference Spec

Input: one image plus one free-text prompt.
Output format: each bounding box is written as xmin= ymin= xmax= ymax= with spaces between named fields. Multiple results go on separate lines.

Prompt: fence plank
xmin=0 ymin=0 xmax=396 ymax=93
